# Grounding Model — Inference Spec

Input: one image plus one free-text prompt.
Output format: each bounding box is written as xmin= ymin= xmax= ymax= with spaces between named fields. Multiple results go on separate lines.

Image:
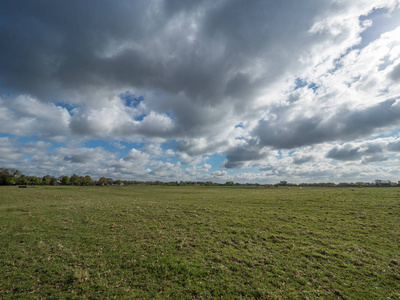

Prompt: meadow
xmin=0 ymin=185 xmax=399 ymax=299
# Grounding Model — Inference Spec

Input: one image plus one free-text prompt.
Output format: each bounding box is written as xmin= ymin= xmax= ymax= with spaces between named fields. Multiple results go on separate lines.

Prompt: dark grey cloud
xmin=0 ymin=0 xmax=199 ymax=99
xmin=362 ymin=143 xmax=385 ymax=155
xmin=0 ymin=1 xmax=152 ymax=98
xmin=390 ymin=64 xmax=400 ymax=82
xmin=0 ymin=0 xmax=366 ymax=133
xmin=59 ymin=147 xmax=113 ymax=165
xmin=293 ymin=155 xmax=314 ymax=165
xmin=222 ymin=139 xmax=267 ymax=169
xmin=0 ymin=0 xmax=390 ymax=148
xmin=254 ymin=98 xmax=400 ymax=149
xmin=64 ymin=155 xmax=90 ymax=164
xmin=387 ymin=140 xmax=400 ymax=151
xmin=326 ymin=145 xmax=362 ymax=161
xmin=63 ymin=152 xmax=103 ymax=164
xmin=362 ymin=154 xmax=388 ymax=163
xmin=224 ymin=73 xmax=254 ymax=100
xmin=326 ymin=141 xmax=387 ymax=162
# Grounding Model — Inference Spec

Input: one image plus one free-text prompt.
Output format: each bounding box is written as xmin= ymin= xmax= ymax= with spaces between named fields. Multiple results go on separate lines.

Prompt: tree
xmin=28 ymin=176 xmax=42 ymax=185
xmin=42 ymin=175 xmax=51 ymax=185
xmin=78 ymin=176 xmax=86 ymax=186
xmin=85 ymin=175 xmax=93 ymax=185
xmin=98 ymin=177 xmax=108 ymax=185
xmin=70 ymin=174 xmax=80 ymax=185
xmin=0 ymin=169 xmax=25 ymax=185
xmin=17 ymin=174 xmax=28 ymax=185
xmin=61 ymin=176 xmax=70 ymax=185
xmin=0 ymin=168 xmax=11 ymax=185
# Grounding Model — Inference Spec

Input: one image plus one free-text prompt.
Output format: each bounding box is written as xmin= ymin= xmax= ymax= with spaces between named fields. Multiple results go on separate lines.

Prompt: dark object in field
xmin=18 ymin=185 xmax=37 ymax=188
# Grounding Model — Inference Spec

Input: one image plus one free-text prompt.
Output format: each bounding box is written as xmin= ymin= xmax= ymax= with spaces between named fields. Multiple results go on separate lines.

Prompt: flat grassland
xmin=0 ymin=186 xmax=399 ymax=299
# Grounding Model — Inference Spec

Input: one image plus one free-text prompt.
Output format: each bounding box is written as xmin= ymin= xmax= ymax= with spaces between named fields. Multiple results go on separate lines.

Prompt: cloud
xmin=222 ymin=139 xmax=268 ymax=169
xmin=387 ymin=139 xmax=400 ymax=151
xmin=68 ymin=97 xmax=176 ymax=139
xmin=254 ymin=98 xmax=400 ymax=149
xmin=1 ymin=1 xmax=393 ymax=130
xmin=62 ymin=147 xmax=114 ymax=164
xmin=0 ymin=137 xmax=24 ymax=164
xmin=1 ymin=1 xmax=400 ymax=183
xmin=293 ymin=155 xmax=315 ymax=165
xmin=211 ymin=170 xmax=228 ymax=177
xmin=123 ymin=148 xmax=150 ymax=162
xmin=136 ymin=112 xmax=175 ymax=137
xmin=0 ymin=95 xmax=71 ymax=139
xmin=362 ymin=154 xmax=388 ymax=163
xmin=390 ymin=63 xmax=400 ymax=81
xmin=24 ymin=141 xmax=53 ymax=150
xmin=176 ymin=138 xmax=228 ymax=157
xmin=326 ymin=145 xmax=363 ymax=161
xmin=326 ymin=140 xmax=389 ymax=162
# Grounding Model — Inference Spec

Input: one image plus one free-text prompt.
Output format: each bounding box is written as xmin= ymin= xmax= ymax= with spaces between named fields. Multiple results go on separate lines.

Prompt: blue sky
xmin=1 ymin=0 xmax=400 ymax=183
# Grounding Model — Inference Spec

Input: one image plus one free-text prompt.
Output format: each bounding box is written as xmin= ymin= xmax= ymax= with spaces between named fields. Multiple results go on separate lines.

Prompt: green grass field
xmin=0 ymin=186 xmax=399 ymax=299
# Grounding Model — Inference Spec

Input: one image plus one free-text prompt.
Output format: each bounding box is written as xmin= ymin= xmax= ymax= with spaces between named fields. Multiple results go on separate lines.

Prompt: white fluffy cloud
xmin=0 ymin=96 xmax=71 ymax=139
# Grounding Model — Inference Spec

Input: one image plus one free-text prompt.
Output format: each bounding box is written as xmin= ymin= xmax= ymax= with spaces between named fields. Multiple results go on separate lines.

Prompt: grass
xmin=0 ymin=185 xmax=399 ymax=299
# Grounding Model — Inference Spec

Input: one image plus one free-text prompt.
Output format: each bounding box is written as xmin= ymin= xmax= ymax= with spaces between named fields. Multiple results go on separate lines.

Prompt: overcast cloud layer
xmin=1 ymin=0 xmax=400 ymax=183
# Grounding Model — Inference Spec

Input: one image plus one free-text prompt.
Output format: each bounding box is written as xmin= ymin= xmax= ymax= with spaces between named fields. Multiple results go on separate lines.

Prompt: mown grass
xmin=0 ymin=186 xmax=399 ymax=299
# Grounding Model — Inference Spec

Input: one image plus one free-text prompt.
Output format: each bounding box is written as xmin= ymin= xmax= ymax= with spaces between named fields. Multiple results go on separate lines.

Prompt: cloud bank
xmin=1 ymin=0 xmax=400 ymax=183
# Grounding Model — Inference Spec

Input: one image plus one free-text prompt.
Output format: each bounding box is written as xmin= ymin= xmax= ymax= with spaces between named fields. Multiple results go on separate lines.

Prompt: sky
xmin=1 ymin=0 xmax=400 ymax=184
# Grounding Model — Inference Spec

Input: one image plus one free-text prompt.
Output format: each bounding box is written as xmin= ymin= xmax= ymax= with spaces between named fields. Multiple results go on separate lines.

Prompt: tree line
xmin=0 ymin=168 xmax=122 ymax=186
xmin=1 ymin=167 xmax=398 ymax=187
